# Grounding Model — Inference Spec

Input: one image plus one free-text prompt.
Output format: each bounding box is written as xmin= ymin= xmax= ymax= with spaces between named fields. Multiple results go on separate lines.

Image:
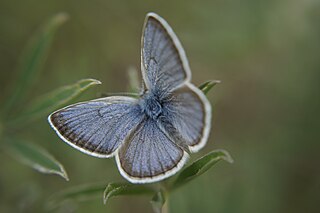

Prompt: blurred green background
xmin=1 ymin=0 xmax=319 ymax=212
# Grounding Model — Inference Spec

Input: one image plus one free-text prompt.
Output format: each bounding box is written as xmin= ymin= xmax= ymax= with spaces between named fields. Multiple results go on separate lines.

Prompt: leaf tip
xmin=7 ymin=141 xmax=70 ymax=181
xmin=79 ymin=78 xmax=102 ymax=86
xmin=92 ymin=79 xmax=102 ymax=85
xmin=199 ymin=79 xmax=221 ymax=95
xmin=60 ymin=167 xmax=70 ymax=181
xmin=213 ymin=79 xmax=222 ymax=84
xmin=102 ymin=183 xmax=112 ymax=205
xmin=217 ymin=149 xmax=234 ymax=164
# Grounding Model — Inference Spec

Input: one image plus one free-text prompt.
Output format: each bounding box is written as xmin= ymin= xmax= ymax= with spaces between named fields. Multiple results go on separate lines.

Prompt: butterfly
xmin=48 ymin=12 xmax=211 ymax=183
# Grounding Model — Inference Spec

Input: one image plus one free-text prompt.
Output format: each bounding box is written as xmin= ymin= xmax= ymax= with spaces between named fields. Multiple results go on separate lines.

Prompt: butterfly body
xmin=48 ymin=13 xmax=211 ymax=183
xmin=140 ymin=91 xmax=164 ymax=120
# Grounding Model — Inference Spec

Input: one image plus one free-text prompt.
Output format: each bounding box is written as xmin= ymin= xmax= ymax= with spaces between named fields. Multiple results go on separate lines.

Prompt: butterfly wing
xmin=48 ymin=96 xmax=144 ymax=158
xmin=142 ymin=13 xmax=212 ymax=153
xmin=116 ymin=118 xmax=189 ymax=183
xmin=160 ymin=83 xmax=211 ymax=153
xmin=141 ymin=13 xmax=191 ymax=94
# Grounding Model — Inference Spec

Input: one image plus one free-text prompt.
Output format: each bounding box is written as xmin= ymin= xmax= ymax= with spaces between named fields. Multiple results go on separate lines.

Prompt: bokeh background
xmin=1 ymin=0 xmax=319 ymax=212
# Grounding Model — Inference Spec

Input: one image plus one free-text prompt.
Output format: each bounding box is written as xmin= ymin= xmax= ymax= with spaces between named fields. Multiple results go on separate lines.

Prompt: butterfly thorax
xmin=139 ymin=92 xmax=163 ymax=120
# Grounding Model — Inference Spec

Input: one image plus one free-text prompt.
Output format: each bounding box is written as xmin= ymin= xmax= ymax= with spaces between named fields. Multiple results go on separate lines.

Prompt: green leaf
xmin=3 ymin=13 xmax=68 ymax=114
xmin=171 ymin=149 xmax=233 ymax=189
xmin=150 ymin=190 xmax=166 ymax=213
xmin=198 ymin=80 xmax=221 ymax=95
xmin=12 ymin=79 xmax=101 ymax=124
xmin=7 ymin=139 xmax=68 ymax=181
xmin=46 ymin=183 xmax=106 ymax=210
xmin=103 ymin=182 xmax=155 ymax=204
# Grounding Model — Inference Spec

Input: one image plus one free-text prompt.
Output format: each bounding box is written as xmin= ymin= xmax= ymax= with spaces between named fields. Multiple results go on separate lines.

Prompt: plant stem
xmin=162 ymin=198 xmax=169 ymax=213
xmin=160 ymin=182 xmax=169 ymax=213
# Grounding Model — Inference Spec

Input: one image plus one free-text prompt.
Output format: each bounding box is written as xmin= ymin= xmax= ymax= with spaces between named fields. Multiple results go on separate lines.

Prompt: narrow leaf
xmin=99 ymin=92 xmax=140 ymax=99
xmin=12 ymin=79 xmax=101 ymax=124
xmin=3 ymin=13 xmax=68 ymax=113
xmin=171 ymin=149 xmax=233 ymax=189
xmin=150 ymin=190 xmax=166 ymax=213
xmin=198 ymin=80 xmax=221 ymax=95
xmin=7 ymin=139 xmax=68 ymax=181
xmin=46 ymin=183 xmax=106 ymax=210
xmin=103 ymin=182 xmax=155 ymax=204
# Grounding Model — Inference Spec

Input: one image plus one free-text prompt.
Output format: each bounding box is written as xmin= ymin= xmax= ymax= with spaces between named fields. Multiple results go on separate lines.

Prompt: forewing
xmin=161 ymin=83 xmax=211 ymax=152
xmin=141 ymin=13 xmax=191 ymax=94
xmin=116 ymin=118 xmax=189 ymax=183
xmin=48 ymin=97 xmax=144 ymax=158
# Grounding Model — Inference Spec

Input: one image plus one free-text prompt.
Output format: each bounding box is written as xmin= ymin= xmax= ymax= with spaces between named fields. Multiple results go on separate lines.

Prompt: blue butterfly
xmin=48 ymin=13 xmax=211 ymax=183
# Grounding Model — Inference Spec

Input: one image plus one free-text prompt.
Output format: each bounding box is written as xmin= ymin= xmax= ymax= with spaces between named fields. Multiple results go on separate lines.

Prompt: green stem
xmin=160 ymin=182 xmax=170 ymax=213
xmin=162 ymin=198 xmax=169 ymax=213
